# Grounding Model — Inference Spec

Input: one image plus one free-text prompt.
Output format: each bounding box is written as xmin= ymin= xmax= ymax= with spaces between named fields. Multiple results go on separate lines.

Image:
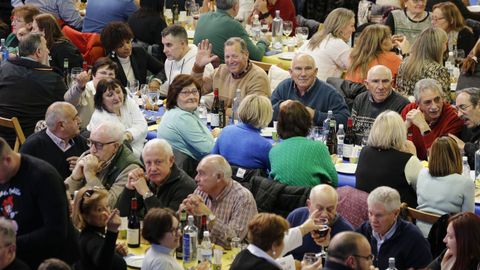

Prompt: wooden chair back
xmin=0 ymin=117 xmax=26 ymax=152
xmin=401 ymin=203 xmax=441 ymax=224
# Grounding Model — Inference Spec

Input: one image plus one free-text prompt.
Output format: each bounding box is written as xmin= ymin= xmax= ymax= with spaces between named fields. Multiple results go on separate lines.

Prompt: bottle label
xmin=211 ymin=113 xmax=220 ymax=127
xmin=183 ymin=234 xmax=191 ymax=261
xmin=343 ymin=144 xmax=353 ymax=158
xmin=127 ymin=228 xmax=140 ymax=245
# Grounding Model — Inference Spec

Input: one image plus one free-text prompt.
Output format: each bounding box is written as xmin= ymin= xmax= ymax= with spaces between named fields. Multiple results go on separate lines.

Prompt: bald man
xmin=180 ymin=154 xmax=258 ymax=248
xmin=271 ymin=53 xmax=350 ymax=126
xmin=323 ymin=232 xmax=374 ymax=270
xmin=286 ymin=184 xmax=354 ymax=260
xmin=20 ymin=101 xmax=89 ymax=179
xmin=116 ymin=139 xmax=196 ymax=215
xmin=65 ymin=121 xmax=142 ymax=208
xmin=351 ymin=65 xmax=409 ymax=143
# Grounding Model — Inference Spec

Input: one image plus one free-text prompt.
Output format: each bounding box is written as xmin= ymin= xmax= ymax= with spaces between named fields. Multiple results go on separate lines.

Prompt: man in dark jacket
xmin=449 ymin=87 xmax=480 ymax=169
xmin=323 ymin=232 xmax=374 ymax=270
xmin=356 ymin=186 xmax=432 ymax=270
xmin=117 ymin=138 xmax=196 ymax=215
xmin=0 ymin=33 xmax=67 ymax=147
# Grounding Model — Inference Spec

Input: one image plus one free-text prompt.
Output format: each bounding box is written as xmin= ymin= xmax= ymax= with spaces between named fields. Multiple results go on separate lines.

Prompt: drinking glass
xmin=261 ymin=20 xmax=269 ymax=37
xmin=295 ymin=27 xmax=309 ymax=45
xmin=314 ymin=217 xmax=329 ymax=260
xmin=302 ymin=253 xmax=319 ymax=265
xmin=309 ymin=126 xmax=323 ymax=142
xmin=191 ymin=3 xmax=200 ymax=29
xmin=70 ymin=67 xmax=83 ymax=87
xmin=184 ymin=0 xmax=194 ymax=15
xmin=127 ymin=80 xmax=139 ymax=97
xmin=455 ymin=49 xmax=465 ymax=67
xmin=283 ymin=21 xmax=293 ymax=41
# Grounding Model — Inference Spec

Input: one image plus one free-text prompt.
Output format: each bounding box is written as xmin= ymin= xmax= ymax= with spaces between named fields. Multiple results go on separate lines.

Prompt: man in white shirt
xmin=160 ymin=25 xmax=213 ymax=96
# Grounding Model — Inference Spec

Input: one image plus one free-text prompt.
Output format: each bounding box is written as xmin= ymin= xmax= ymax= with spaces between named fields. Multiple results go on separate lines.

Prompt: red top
xmin=268 ymin=0 xmax=297 ymax=34
xmin=401 ymin=102 xmax=464 ymax=160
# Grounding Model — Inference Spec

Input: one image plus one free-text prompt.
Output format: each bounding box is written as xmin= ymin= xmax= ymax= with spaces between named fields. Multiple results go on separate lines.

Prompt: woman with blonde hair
xmin=356 ymin=110 xmax=423 ymax=208
xmin=396 ymin=27 xmax=450 ymax=98
xmin=72 ymin=187 xmax=127 ymax=270
xmin=415 ymin=136 xmax=475 ymax=237
xmin=212 ymin=94 xmax=273 ymax=171
xmin=298 ymin=8 xmax=355 ymax=81
xmin=432 ymin=2 xmax=475 ymax=54
xmin=345 ymin=24 xmax=402 ymax=84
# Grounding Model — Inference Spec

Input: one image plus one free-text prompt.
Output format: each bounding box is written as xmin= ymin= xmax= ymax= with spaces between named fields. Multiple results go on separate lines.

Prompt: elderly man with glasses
xmin=448 ymin=87 xmax=480 ymax=168
xmin=66 ymin=121 xmax=142 ymax=208
xmin=322 ymin=232 xmax=374 ymax=270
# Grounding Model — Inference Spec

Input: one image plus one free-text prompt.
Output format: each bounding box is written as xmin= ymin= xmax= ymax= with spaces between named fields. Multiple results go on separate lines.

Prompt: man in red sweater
xmin=252 ymin=0 xmax=297 ymax=32
xmin=401 ymin=79 xmax=463 ymax=160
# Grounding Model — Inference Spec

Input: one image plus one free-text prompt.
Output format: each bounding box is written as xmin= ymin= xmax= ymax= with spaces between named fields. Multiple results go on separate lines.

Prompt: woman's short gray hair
xmin=367 ymin=110 xmax=407 ymax=151
xmin=367 ymin=186 xmax=401 ymax=212
xmin=414 ymin=78 xmax=444 ymax=102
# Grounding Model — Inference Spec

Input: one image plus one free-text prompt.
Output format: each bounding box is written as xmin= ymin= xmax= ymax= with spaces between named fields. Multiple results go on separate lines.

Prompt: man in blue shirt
xmin=271 ymin=53 xmax=350 ymax=126
xmin=287 ymin=184 xmax=354 ymax=260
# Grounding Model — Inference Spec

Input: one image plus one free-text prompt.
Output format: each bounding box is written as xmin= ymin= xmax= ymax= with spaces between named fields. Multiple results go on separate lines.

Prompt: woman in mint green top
xmin=157 ymin=74 xmax=214 ymax=160
xmin=269 ymin=100 xmax=338 ymax=187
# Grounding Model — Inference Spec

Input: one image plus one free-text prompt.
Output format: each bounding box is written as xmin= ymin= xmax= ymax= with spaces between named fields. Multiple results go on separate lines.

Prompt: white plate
xmin=335 ymin=163 xmax=357 ymax=174
xmin=467 ymin=5 xmax=480 ymax=12
xmin=125 ymin=255 xmax=144 ymax=269
xmin=260 ymin=127 xmax=276 ymax=137
xmin=278 ymin=52 xmax=295 ymax=60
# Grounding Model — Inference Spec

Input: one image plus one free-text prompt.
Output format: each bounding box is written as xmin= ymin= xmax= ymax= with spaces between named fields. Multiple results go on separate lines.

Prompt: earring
xmin=272 ymin=249 xmax=276 ymax=256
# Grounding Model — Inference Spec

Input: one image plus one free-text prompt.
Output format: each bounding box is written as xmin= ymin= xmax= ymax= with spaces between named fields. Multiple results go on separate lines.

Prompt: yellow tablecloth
xmin=261 ymin=54 xmax=291 ymax=70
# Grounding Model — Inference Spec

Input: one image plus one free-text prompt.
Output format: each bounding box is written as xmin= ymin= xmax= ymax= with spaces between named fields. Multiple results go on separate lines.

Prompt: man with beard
xmin=448 ymin=87 xmax=480 ymax=168
xmin=401 ymin=78 xmax=463 ymax=160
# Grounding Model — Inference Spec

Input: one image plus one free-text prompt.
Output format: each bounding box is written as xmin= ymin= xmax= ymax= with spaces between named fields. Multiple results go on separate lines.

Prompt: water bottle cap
xmin=448 ymin=51 xmax=454 ymax=56
xmin=388 ymin=257 xmax=395 ymax=263
xmin=339 ymin=124 xmax=344 ymax=129
xmin=463 ymin=156 xmax=468 ymax=161
xmin=188 ymin=215 xmax=194 ymax=221
xmin=203 ymin=231 xmax=210 ymax=237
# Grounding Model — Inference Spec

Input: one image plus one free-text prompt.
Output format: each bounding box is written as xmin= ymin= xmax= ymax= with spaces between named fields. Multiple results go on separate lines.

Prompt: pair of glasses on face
xmin=179 ymin=89 xmax=200 ymax=97
xmin=87 ymin=139 xmax=117 ymax=150
xmin=353 ymin=254 xmax=375 ymax=261
xmin=456 ymin=104 xmax=473 ymax=113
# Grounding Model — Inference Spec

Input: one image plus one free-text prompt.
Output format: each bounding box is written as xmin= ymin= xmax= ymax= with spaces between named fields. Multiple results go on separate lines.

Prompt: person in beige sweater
xmin=192 ymin=37 xmax=270 ymax=108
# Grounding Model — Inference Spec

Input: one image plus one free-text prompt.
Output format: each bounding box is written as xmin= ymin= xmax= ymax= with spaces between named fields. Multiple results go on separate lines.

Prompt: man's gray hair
xmin=0 ymin=218 xmax=17 ymax=245
xmin=367 ymin=65 xmax=392 ymax=81
xmin=216 ymin=0 xmax=238 ymax=10
xmin=367 ymin=186 xmax=401 ymax=212
xmin=45 ymin=102 xmax=71 ymax=130
xmin=414 ymin=78 xmax=444 ymax=102
xmin=456 ymin=87 xmax=480 ymax=107
xmin=225 ymin=37 xmax=248 ymax=54
xmin=204 ymin=154 xmax=232 ymax=179
xmin=143 ymin=138 xmax=174 ymax=157
xmin=18 ymin=32 xmax=43 ymax=57
xmin=92 ymin=121 xmax=125 ymax=143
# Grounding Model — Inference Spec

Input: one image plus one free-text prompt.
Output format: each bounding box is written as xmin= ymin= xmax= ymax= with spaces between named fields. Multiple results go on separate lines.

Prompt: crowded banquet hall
xmin=1 ymin=0 xmax=480 ymax=269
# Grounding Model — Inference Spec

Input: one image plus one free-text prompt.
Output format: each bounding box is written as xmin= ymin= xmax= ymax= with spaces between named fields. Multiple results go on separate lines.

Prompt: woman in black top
xmin=32 ymin=13 xmax=83 ymax=75
xmin=72 ymin=187 xmax=127 ymax=270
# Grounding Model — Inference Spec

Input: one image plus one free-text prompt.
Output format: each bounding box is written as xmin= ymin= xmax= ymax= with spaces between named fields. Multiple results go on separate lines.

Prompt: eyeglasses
xmin=11 ymin=17 xmax=25 ymax=24
xmin=179 ymin=89 xmax=199 ymax=96
xmin=353 ymin=254 xmax=375 ymax=261
xmin=456 ymin=104 xmax=473 ymax=112
xmin=87 ymin=139 xmax=117 ymax=150
xmin=431 ymin=16 xmax=445 ymax=21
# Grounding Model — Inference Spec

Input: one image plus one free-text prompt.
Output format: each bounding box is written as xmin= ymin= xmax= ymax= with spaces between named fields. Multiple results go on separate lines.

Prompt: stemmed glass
xmin=454 ymin=49 xmax=465 ymax=67
xmin=283 ymin=21 xmax=293 ymax=43
xmin=184 ymin=0 xmax=194 ymax=15
xmin=127 ymin=80 xmax=139 ymax=98
xmin=314 ymin=217 xmax=329 ymax=260
xmin=191 ymin=3 xmax=200 ymax=29
xmin=302 ymin=253 xmax=319 ymax=265
xmin=70 ymin=67 xmax=82 ymax=88
xmin=260 ymin=20 xmax=269 ymax=37
xmin=295 ymin=26 xmax=309 ymax=46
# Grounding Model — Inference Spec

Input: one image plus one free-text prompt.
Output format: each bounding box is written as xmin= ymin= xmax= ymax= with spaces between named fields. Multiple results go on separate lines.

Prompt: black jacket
xmin=0 ymin=57 xmax=67 ymax=147
xmin=50 ymin=39 xmax=84 ymax=75
xmin=116 ymin=164 xmax=196 ymax=215
xmin=111 ymin=46 xmax=165 ymax=87
xmin=230 ymin=249 xmax=281 ymax=270
xmin=460 ymin=125 xmax=480 ymax=169
xmin=128 ymin=10 xmax=167 ymax=63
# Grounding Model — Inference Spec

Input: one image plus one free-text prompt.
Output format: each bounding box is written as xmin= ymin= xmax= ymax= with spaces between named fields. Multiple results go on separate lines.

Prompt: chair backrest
xmin=0 ymin=117 xmax=26 ymax=152
xmin=251 ymin=60 xmax=274 ymax=73
xmin=400 ymin=203 xmax=441 ymax=224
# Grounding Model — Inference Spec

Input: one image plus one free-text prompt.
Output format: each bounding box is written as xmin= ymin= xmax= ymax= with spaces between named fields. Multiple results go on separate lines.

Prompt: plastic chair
xmin=62 ymin=25 xmax=105 ymax=66
xmin=0 ymin=116 xmax=26 ymax=152
xmin=400 ymin=203 xmax=441 ymax=225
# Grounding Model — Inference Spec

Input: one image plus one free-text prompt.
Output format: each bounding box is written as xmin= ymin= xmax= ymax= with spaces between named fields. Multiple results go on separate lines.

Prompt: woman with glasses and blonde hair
xmin=385 ymin=0 xmax=432 ymax=44
xmin=356 ymin=110 xmax=423 ymax=208
xmin=396 ymin=27 xmax=450 ymax=98
xmin=415 ymin=136 xmax=475 ymax=237
xmin=157 ymin=74 xmax=216 ymax=162
xmin=72 ymin=186 xmax=127 ymax=270
xmin=345 ymin=24 xmax=402 ymax=84
xmin=298 ymin=8 xmax=355 ymax=81
xmin=212 ymin=94 xmax=272 ymax=172
xmin=431 ymin=2 xmax=475 ymax=54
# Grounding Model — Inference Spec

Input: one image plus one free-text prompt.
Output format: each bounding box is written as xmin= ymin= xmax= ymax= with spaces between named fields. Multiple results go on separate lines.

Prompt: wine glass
xmin=70 ymin=67 xmax=82 ymax=87
xmin=260 ymin=20 xmax=269 ymax=37
xmin=191 ymin=3 xmax=200 ymax=29
xmin=454 ymin=49 xmax=465 ymax=67
xmin=283 ymin=20 xmax=293 ymax=43
xmin=295 ymin=26 xmax=309 ymax=46
xmin=302 ymin=253 xmax=319 ymax=265
xmin=184 ymin=0 xmax=194 ymax=15
xmin=127 ymin=80 xmax=139 ymax=97
xmin=314 ymin=217 xmax=329 ymax=260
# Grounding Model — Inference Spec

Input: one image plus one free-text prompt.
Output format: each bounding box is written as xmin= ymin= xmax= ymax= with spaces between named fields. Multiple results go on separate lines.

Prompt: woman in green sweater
xmin=269 ymin=100 xmax=338 ymax=187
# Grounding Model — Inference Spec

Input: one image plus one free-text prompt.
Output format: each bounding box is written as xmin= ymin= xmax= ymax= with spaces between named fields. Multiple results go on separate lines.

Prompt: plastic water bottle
xmin=198 ymin=98 xmax=208 ymax=126
xmin=386 ymin=257 xmax=398 ymax=270
xmin=337 ymin=124 xmax=345 ymax=159
xmin=463 ymin=156 xmax=471 ymax=179
xmin=0 ymin=38 xmax=8 ymax=63
xmin=231 ymin=89 xmax=241 ymax=125
xmin=251 ymin=14 xmax=261 ymax=41
xmin=322 ymin=110 xmax=333 ymax=139
xmin=199 ymin=231 xmax=212 ymax=263
xmin=272 ymin=10 xmax=283 ymax=50
xmin=183 ymin=215 xmax=198 ymax=270
xmin=445 ymin=51 xmax=459 ymax=83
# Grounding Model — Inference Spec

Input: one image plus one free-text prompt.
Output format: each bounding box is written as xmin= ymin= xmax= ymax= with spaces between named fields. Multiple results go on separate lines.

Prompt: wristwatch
xmin=143 ymin=191 xmax=154 ymax=200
